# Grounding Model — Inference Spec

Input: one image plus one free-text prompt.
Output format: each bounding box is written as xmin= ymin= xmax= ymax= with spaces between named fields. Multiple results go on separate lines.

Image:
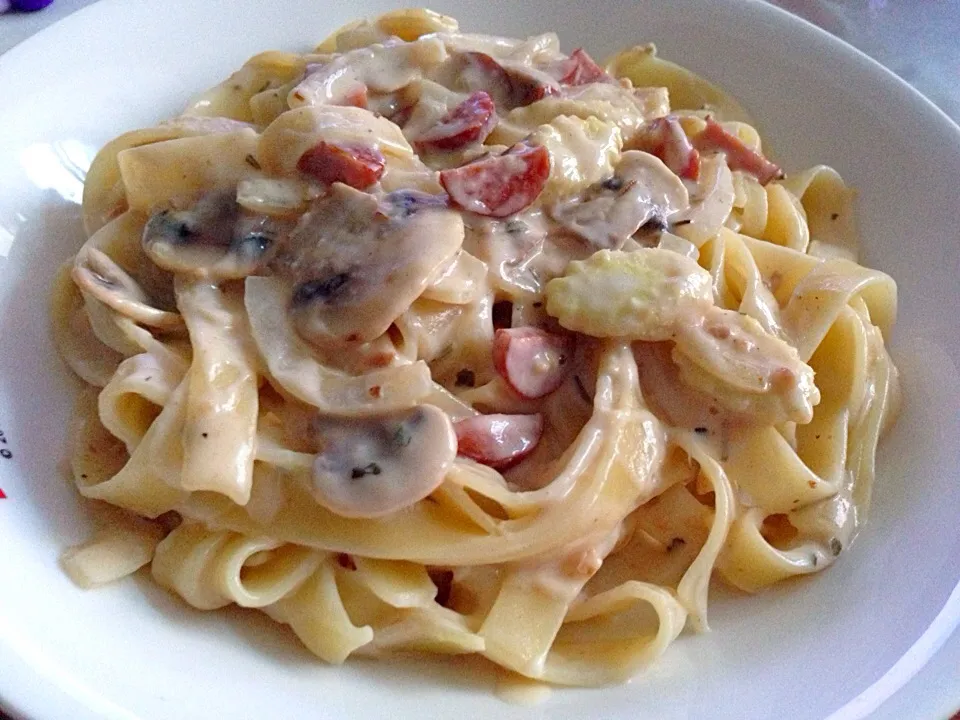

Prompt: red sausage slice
xmin=493 ymin=327 xmax=574 ymax=399
xmin=297 ymin=142 xmax=385 ymax=189
xmin=454 ymin=413 xmax=544 ymax=469
xmin=292 ymin=62 xmax=368 ymax=109
xmin=633 ymin=116 xmax=701 ymax=181
xmin=694 ymin=118 xmax=783 ymax=185
xmin=388 ymin=102 xmax=416 ymax=128
xmin=459 ymin=52 xmax=559 ymax=108
xmin=415 ymin=91 xmax=497 ymax=151
xmin=439 ymin=142 xmax=550 ymax=217
xmin=557 ymin=48 xmax=612 ymax=86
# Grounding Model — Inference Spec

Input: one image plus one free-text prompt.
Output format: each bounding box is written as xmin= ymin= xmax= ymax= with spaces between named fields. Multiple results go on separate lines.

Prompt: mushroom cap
xmin=310 ymin=404 xmax=456 ymax=518
xmin=549 ymin=150 xmax=689 ymax=250
xmin=142 ymin=190 xmax=288 ymax=280
xmin=281 ymin=183 xmax=464 ymax=345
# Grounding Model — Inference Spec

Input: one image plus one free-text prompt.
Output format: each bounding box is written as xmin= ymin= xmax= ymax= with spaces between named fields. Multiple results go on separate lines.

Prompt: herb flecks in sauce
xmin=309 ymin=406 xmax=456 ymax=518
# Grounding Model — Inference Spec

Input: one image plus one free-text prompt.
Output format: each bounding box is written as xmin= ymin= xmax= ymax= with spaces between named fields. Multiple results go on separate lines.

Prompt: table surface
xmin=1 ymin=2 xmax=958 ymax=719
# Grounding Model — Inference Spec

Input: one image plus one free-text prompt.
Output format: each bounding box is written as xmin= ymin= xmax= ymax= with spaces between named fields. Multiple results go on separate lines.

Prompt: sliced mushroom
xmin=142 ymin=190 xmax=289 ymax=280
xmin=310 ymin=404 xmax=456 ymax=518
xmin=549 ymin=150 xmax=689 ymax=250
xmin=83 ymin=121 xmax=258 ymax=237
xmin=279 ymin=183 xmax=464 ymax=345
xmin=72 ymin=248 xmax=183 ymax=330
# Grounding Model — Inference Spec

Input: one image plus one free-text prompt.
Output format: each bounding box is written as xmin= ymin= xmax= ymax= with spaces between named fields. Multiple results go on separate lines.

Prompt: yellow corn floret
xmin=545 ymin=248 xmax=713 ymax=341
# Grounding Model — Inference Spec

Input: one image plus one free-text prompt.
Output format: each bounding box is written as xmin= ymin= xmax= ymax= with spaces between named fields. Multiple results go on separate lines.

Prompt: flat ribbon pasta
xmin=53 ymin=11 xmax=901 ymax=694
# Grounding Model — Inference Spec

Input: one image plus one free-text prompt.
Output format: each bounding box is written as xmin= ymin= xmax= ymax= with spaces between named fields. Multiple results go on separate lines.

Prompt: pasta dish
xmin=52 ymin=8 xmax=900 ymax=688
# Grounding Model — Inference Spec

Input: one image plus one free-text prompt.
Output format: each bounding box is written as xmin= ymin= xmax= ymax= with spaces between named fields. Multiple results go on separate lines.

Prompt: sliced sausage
xmin=555 ymin=48 xmax=612 ymax=86
xmin=414 ymin=90 xmax=497 ymax=151
xmin=457 ymin=51 xmax=560 ymax=109
xmin=439 ymin=142 xmax=550 ymax=217
xmin=493 ymin=327 xmax=574 ymax=399
xmin=454 ymin=413 xmax=543 ymax=469
xmin=297 ymin=141 xmax=385 ymax=189
xmin=694 ymin=118 xmax=782 ymax=185
xmin=630 ymin=116 xmax=701 ymax=181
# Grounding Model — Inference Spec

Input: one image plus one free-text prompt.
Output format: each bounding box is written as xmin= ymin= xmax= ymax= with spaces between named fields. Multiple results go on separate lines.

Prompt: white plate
xmin=1 ymin=1 xmax=959 ymax=719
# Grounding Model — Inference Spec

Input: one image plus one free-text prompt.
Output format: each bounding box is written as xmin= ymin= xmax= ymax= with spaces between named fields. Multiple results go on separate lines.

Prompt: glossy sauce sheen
xmin=126 ymin=23 xmax=815 ymax=520
xmin=273 ymin=36 xmax=674 ymax=485
xmin=51 ymin=7 xmax=904 ymax=697
xmin=252 ymin=31 xmax=805 ymax=488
